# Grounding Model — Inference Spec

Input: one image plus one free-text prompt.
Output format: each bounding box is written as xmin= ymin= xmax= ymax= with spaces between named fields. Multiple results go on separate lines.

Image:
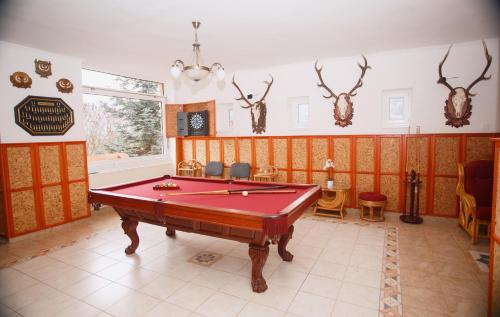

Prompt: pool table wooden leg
xmin=278 ymin=225 xmax=294 ymax=262
xmin=166 ymin=227 xmax=176 ymax=237
xmin=121 ymin=218 xmax=139 ymax=255
xmin=249 ymin=241 xmax=270 ymax=293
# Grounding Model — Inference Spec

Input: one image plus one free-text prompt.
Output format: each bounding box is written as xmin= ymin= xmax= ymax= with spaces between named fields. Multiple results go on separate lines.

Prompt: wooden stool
xmin=358 ymin=192 xmax=387 ymax=222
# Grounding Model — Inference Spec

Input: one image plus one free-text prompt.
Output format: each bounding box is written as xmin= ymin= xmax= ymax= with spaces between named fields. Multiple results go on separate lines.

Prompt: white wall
xmin=172 ymin=38 xmax=500 ymax=135
xmin=0 ymin=41 xmax=86 ymax=143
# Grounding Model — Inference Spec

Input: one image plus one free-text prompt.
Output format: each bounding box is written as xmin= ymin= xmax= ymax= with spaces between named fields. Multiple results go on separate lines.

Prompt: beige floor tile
xmin=62 ymin=275 xmax=111 ymax=299
xmin=16 ymin=288 xmax=74 ymax=317
xmin=11 ymin=256 xmax=59 ymax=274
xmin=287 ymin=291 xmax=335 ymax=317
xmin=105 ymin=290 xmax=160 ymax=317
xmin=196 ymin=292 xmax=247 ymax=317
xmin=251 ymin=284 xmax=297 ymax=311
xmin=343 ymin=266 xmax=382 ymax=288
xmin=0 ymin=283 xmax=57 ymax=311
xmin=140 ymin=256 xmax=184 ymax=274
xmin=0 ymin=268 xmax=38 ymax=297
xmin=143 ymin=301 xmax=191 ymax=317
xmin=300 ymin=274 xmax=342 ymax=299
xmin=237 ymin=302 xmax=284 ymax=317
xmin=95 ymin=262 xmax=135 ymax=281
xmin=219 ymin=275 xmax=256 ymax=301
xmin=268 ymin=266 xmax=308 ymax=290
xmin=311 ymin=259 xmax=347 ymax=280
xmin=116 ymin=267 xmax=159 ymax=289
xmin=164 ymin=261 xmax=208 ymax=282
xmin=78 ymin=256 xmax=118 ymax=273
xmin=0 ymin=303 xmax=22 ymax=316
xmin=139 ymin=274 xmax=186 ymax=299
xmin=337 ymin=282 xmax=380 ymax=310
xmin=83 ymin=283 xmax=133 ymax=310
xmin=276 ymin=256 xmax=316 ymax=273
xmin=43 ymin=267 xmax=91 ymax=290
xmin=191 ymin=268 xmax=239 ymax=290
xmin=166 ymin=282 xmax=215 ymax=311
xmin=402 ymin=287 xmax=449 ymax=315
xmin=52 ymin=299 xmax=102 ymax=317
xmin=211 ymin=255 xmax=249 ymax=273
xmin=402 ymin=305 xmax=451 ymax=317
xmin=332 ymin=301 xmax=379 ymax=317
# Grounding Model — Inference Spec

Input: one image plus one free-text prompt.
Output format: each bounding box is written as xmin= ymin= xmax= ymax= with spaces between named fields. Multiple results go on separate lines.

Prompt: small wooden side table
xmin=313 ymin=185 xmax=350 ymax=219
xmin=253 ymin=166 xmax=278 ymax=182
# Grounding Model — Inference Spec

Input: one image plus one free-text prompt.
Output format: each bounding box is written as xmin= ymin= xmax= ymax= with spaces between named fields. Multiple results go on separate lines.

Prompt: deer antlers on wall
xmin=314 ymin=55 xmax=371 ymax=127
xmin=437 ymin=40 xmax=492 ymax=128
xmin=232 ymin=75 xmax=274 ymax=134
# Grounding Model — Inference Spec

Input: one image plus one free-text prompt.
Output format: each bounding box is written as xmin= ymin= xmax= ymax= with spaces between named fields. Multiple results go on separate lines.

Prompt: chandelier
xmin=170 ymin=21 xmax=225 ymax=82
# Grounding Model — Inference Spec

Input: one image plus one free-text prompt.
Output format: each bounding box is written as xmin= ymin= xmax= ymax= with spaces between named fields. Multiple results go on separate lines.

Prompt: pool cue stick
xmin=167 ymin=185 xmax=289 ymax=196
xmin=167 ymin=189 xmax=296 ymax=196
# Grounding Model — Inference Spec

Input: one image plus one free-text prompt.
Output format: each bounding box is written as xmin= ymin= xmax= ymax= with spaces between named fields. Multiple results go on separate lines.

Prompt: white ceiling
xmin=0 ymin=0 xmax=499 ymax=81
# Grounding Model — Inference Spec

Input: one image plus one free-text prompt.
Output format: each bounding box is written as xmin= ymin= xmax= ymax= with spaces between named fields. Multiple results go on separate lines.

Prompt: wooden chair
xmin=253 ymin=166 xmax=279 ymax=182
xmin=177 ymin=160 xmax=203 ymax=177
xmin=358 ymin=192 xmax=387 ymax=222
xmin=456 ymin=160 xmax=493 ymax=244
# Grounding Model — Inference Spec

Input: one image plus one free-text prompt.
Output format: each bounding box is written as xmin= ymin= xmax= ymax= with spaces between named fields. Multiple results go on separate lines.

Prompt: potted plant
xmin=323 ymin=158 xmax=335 ymax=188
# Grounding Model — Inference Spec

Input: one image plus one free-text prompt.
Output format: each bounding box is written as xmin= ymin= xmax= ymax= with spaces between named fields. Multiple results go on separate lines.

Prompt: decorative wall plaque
xmin=10 ymin=71 xmax=32 ymax=88
xmin=14 ymin=96 xmax=74 ymax=136
xmin=35 ymin=59 xmax=52 ymax=78
xmin=56 ymin=78 xmax=74 ymax=93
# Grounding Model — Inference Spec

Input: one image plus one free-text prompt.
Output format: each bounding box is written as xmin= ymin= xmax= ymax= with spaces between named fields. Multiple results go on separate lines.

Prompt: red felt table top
xmin=104 ymin=176 xmax=314 ymax=215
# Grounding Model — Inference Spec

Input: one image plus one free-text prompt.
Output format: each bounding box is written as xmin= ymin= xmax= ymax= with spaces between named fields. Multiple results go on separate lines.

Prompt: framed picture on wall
xmin=381 ymin=88 xmax=412 ymax=128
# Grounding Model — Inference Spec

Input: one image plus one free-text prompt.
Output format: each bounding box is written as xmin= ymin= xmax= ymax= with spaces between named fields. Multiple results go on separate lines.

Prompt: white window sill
xmin=88 ymin=155 xmax=172 ymax=174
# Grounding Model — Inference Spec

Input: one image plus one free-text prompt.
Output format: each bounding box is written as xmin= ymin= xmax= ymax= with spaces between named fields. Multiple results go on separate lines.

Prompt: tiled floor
xmin=0 ymin=207 xmax=488 ymax=317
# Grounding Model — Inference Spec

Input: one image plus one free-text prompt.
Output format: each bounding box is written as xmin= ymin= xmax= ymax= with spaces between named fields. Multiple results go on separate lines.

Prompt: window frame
xmin=288 ymin=96 xmax=310 ymax=130
xmin=82 ymin=70 xmax=169 ymax=174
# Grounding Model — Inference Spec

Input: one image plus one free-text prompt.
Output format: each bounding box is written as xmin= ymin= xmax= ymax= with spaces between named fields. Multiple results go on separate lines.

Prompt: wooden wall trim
xmin=488 ymin=139 xmax=500 ymax=317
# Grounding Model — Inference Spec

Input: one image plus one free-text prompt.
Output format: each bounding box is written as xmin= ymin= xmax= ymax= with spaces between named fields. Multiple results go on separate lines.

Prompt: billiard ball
xmin=242 ymin=191 xmax=248 ymax=197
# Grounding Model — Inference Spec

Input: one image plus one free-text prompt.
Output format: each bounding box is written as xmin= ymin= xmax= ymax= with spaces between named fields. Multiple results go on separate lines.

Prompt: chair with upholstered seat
xmin=229 ymin=162 xmax=251 ymax=180
xmin=358 ymin=192 xmax=387 ymax=222
xmin=204 ymin=161 xmax=223 ymax=178
xmin=456 ymin=160 xmax=493 ymax=244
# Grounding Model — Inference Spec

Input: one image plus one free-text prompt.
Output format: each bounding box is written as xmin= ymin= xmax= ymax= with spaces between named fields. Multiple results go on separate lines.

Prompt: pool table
xmin=88 ymin=175 xmax=321 ymax=292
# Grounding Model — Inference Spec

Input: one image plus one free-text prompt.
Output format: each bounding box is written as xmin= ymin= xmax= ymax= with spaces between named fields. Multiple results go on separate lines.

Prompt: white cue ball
xmin=242 ymin=191 xmax=248 ymax=197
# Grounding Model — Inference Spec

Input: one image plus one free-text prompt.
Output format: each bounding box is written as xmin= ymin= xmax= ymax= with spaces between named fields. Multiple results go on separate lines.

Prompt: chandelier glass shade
xmin=170 ymin=21 xmax=225 ymax=82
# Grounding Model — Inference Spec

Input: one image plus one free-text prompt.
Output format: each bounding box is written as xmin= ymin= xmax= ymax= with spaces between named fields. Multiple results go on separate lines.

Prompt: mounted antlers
xmin=437 ymin=40 xmax=492 ymax=128
xmin=314 ymin=55 xmax=371 ymax=127
xmin=232 ymin=75 xmax=274 ymax=134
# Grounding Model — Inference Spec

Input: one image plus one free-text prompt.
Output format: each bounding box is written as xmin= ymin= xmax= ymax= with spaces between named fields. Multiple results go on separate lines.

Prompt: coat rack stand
xmin=400 ymin=169 xmax=423 ymax=224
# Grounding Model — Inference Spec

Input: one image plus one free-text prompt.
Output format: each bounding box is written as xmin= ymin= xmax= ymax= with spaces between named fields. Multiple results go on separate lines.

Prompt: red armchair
xmin=456 ymin=160 xmax=494 ymax=243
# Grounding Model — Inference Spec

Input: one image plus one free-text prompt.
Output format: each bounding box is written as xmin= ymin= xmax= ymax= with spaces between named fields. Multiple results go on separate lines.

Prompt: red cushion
xmin=464 ymin=160 xmax=494 ymax=207
xmin=359 ymin=192 xmax=387 ymax=201
xmin=476 ymin=206 xmax=492 ymax=221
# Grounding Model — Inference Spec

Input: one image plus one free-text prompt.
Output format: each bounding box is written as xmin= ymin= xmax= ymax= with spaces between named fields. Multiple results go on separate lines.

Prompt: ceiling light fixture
xmin=170 ymin=21 xmax=225 ymax=82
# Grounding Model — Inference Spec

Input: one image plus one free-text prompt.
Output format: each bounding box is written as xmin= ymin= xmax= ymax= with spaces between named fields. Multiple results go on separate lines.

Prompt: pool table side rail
xmin=88 ymin=176 xmax=321 ymax=235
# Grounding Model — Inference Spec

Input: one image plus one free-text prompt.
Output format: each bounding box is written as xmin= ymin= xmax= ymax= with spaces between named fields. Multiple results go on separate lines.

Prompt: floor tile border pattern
xmin=302 ymin=214 xmax=402 ymax=317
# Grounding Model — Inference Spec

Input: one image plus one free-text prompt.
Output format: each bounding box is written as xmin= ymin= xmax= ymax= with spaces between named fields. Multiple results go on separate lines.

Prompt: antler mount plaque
xmin=14 ymin=96 xmax=75 ymax=136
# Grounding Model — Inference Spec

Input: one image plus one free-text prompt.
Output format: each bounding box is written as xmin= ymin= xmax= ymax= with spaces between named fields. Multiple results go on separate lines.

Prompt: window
xmin=82 ymin=69 xmax=165 ymax=162
xmin=216 ymin=103 xmax=234 ymax=133
xmin=289 ymin=96 xmax=310 ymax=129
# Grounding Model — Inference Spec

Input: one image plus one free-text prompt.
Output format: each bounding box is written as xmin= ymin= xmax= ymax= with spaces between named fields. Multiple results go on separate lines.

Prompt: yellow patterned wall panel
xmin=333 ymin=138 xmax=351 ymax=171
xmin=380 ymin=175 xmax=399 ymax=211
xmin=312 ymin=138 xmax=329 ymax=170
xmin=7 ymin=147 xmax=32 ymax=189
xmin=255 ymin=139 xmax=269 ymax=168
xmin=273 ymin=139 xmax=287 ymax=169
xmin=69 ymin=182 xmax=89 ymax=219
xmin=276 ymin=170 xmax=288 ymax=183
xmin=292 ymin=138 xmax=307 ymax=169
xmin=238 ymin=139 xmax=252 ymax=164
xmin=209 ymin=140 xmax=220 ymax=161
xmin=42 ymin=185 xmax=65 ymax=225
xmin=311 ymin=171 xmax=327 ymax=186
xmin=11 ymin=190 xmax=38 ymax=234
xmin=39 ymin=145 xmax=61 ymax=184
xmin=406 ymin=136 xmax=429 ymax=174
xmin=435 ymin=137 xmax=459 ymax=175
xmin=182 ymin=139 xmax=193 ymax=161
xmin=496 ymin=147 xmax=500 ymax=234
xmin=433 ymin=177 xmax=458 ymax=216
xmin=356 ymin=138 xmax=374 ymax=172
xmin=292 ymin=171 xmax=307 ymax=184
xmin=195 ymin=140 xmax=206 ymax=165
xmin=355 ymin=174 xmax=374 ymax=202
xmin=66 ymin=144 xmax=86 ymax=181
xmin=380 ymin=138 xmax=400 ymax=173
xmin=466 ymin=136 xmax=492 ymax=163
xmin=334 ymin=173 xmax=351 ymax=187
xmin=223 ymin=139 xmax=236 ymax=166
